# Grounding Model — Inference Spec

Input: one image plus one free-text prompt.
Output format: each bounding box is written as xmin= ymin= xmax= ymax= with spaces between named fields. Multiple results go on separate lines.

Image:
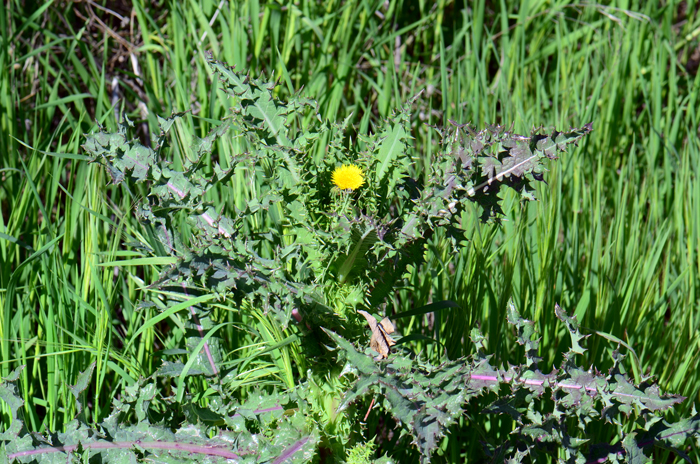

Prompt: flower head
xmin=332 ymin=164 xmax=365 ymax=191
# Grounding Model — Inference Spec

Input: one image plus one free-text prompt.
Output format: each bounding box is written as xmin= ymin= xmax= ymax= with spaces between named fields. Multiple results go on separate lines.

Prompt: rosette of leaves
xmin=323 ymin=303 xmax=699 ymax=463
xmin=81 ymin=56 xmax=598 ymax=460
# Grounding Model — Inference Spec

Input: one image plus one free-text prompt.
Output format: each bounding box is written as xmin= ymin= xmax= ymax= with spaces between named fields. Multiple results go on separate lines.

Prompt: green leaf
xmin=68 ymin=362 xmax=95 ymax=416
xmin=336 ymin=227 xmax=378 ymax=284
xmin=374 ymin=119 xmax=408 ymax=184
xmin=176 ymin=322 xmax=229 ymax=402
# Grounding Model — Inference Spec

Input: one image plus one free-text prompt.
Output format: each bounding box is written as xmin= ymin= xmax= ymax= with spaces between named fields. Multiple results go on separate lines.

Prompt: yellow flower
xmin=332 ymin=164 xmax=365 ymax=191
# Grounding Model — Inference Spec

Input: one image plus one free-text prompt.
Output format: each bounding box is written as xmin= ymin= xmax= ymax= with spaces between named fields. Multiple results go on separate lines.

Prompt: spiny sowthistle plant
xmin=2 ymin=56 xmax=698 ymax=463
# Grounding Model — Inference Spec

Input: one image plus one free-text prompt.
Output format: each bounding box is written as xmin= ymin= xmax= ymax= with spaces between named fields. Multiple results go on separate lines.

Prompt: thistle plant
xmin=2 ymin=56 xmax=698 ymax=463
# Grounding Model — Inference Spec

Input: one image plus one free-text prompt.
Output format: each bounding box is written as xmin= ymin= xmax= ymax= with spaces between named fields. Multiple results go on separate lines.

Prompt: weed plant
xmin=1 ymin=0 xmax=700 ymax=462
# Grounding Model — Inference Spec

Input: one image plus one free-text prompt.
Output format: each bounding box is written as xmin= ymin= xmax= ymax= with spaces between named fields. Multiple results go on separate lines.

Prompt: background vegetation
xmin=1 ymin=0 xmax=699 ymax=461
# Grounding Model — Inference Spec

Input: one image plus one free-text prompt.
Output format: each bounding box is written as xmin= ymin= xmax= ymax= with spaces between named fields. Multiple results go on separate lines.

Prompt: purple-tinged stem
xmin=271 ymin=436 xmax=310 ymax=464
xmin=8 ymin=441 xmax=240 ymax=460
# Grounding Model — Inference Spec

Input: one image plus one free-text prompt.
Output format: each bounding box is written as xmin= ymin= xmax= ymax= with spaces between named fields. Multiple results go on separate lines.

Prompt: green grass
xmin=1 ymin=0 xmax=699 ymax=461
